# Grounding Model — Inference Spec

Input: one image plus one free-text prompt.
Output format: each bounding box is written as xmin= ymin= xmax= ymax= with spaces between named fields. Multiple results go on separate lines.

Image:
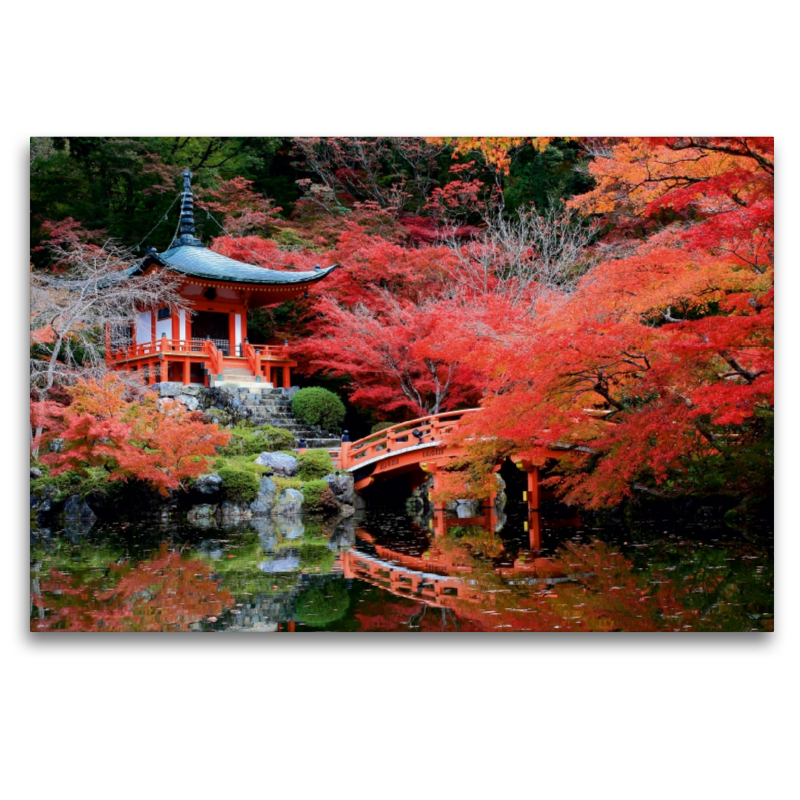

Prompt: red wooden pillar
xmin=147 ymin=362 xmax=156 ymax=385
xmin=182 ymin=359 xmax=190 ymax=385
xmin=282 ymin=365 xmax=290 ymax=388
xmin=339 ymin=440 xmax=352 ymax=470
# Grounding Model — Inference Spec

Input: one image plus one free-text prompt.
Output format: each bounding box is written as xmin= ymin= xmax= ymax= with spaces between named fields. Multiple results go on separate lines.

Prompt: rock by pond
xmin=193 ymin=474 xmax=223 ymax=496
xmin=64 ymin=495 xmax=96 ymax=522
xmin=218 ymin=501 xmax=253 ymax=523
xmin=249 ymin=476 xmax=277 ymax=516
xmin=324 ymin=473 xmax=355 ymax=505
xmin=254 ymin=452 xmax=298 ymax=477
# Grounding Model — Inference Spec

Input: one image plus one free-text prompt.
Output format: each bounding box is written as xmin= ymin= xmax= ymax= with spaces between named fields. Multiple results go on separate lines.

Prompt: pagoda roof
xmin=150 ymin=244 xmax=338 ymax=286
xmin=123 ymin=169 xmax=338 ymax=288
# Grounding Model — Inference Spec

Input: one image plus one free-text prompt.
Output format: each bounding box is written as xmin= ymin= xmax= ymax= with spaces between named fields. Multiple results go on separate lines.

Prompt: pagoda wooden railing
xmin=108 ymin=338 xmax=290 ymax=364
xmin=202 ymin=338 xmax=224 ymax=375
xmin=339 ymin=409 xmax=481 ymax=471
xmin=243 ymin=341 xmax=292 ymax=379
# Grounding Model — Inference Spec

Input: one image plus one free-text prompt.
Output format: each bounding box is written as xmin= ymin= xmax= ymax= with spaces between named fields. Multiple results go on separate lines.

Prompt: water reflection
xmin=30 ymin=502 xmax=773 ymax=632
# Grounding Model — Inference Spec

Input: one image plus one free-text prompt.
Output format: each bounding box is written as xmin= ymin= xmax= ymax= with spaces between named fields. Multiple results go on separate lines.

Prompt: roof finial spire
xmin=176 ymin=168 xmax=202 ymax=247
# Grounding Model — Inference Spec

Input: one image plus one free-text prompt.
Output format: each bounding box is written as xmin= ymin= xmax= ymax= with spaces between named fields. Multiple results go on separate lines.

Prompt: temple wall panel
xmin=136 ymin=311 xmax=152 ymax=344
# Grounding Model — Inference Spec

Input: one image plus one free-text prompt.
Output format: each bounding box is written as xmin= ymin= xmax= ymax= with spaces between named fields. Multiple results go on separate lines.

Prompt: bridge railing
xmin=340 ymin=408 xmax=481 ymax=471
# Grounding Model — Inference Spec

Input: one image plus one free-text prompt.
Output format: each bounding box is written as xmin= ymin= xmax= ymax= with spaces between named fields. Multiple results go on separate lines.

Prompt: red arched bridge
xmin=328 ymin=409 xmax=558 ymax=510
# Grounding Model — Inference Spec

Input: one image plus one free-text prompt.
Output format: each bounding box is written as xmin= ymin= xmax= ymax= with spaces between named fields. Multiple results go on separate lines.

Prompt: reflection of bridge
xmin=335 ymin=410 xmax=558 ymax=511
xmin=340 ymin=523 xmax=581 ymax=616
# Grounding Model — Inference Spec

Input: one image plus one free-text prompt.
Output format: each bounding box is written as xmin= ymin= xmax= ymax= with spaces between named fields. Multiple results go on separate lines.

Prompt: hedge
xmin=297 ymin=449 xmax=334 ymax=480
xmin=291 ymin=387 xmax=346 ymax=432
xmin=217 ymin=467 xmax=260 ymax=504
xmin=301 ymin=479 xmax=338 ymax=513
xmin=220 ymin=425 xmax=296 ymax=457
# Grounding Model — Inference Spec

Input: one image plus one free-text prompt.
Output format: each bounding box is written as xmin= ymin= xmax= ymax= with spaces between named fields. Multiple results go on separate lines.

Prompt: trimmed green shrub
xmin=217 ymin=467 xmax=260 ymax=504
xmin=301 ymin=479 xmax=338 ymax=513
xmin=291 ymin=387 xmax=346 ymax=432
xmin=257 ymin=424 xmax=296 ymax=451
xmin=220 ymin=425 xmax=296 ymax=457
xmin=297 ymin=449 xmax=334 ymax=480
xmin=370 ymin=421 xmax=396 ymax=434
xmin=294 ymin=579 xmax=350 ymax=627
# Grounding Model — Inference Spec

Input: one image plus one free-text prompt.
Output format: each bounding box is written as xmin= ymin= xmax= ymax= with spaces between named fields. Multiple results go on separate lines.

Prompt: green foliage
xmin=301 ymin=479 xmax=338 ymax=513
xmin=211 ymin=454 xmax=270 ymax=477
xmin=30 ymin=137 xmax=287 ymax=256
xmin=259 ymin=424 xmax=297 ymax=451
xmin=274 ymin=475 xmax=305 ymax=493
xmin=217 ymin=467 xmax=260 ymax=504
xmin=370 ymin=421 xmax=396 ymax=434
xmin=30 ymin=465 xmax=124 ymax=503
xmin=291 ymin=387 xmax=346 ymax=432
xmin=219 ymin=425 xmax=295 ymax=456
xmin=297 ymin=449 xmax=334 ymax=480
xmin=272 ymin=228 xmax=319 ymax=252
xmin=294 ymin=579 xmax=350 ymax=627
xmin=504 ymin=139 xmax=595 ymax=214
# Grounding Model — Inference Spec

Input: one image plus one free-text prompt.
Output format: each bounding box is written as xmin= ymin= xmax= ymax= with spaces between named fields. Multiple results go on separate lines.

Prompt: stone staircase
xmin=214 ymin=385 xmax=343 ymax=449
xmin=217 ymin=367 xmax=262 ymax=386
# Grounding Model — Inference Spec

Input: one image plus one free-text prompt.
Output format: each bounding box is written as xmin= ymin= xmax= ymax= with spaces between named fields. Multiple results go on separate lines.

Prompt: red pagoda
xmin=106 ymin=169 xmax=337 ymax=388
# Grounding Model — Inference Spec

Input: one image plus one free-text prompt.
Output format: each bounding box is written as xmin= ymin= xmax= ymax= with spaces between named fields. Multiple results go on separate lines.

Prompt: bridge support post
xmin=527 ymin=510 xmax=542 ymax=551
xmin=431 ymin=508 xmax=447 ymax=539
xmin=526 ymin=466 xmax=541 ymax=511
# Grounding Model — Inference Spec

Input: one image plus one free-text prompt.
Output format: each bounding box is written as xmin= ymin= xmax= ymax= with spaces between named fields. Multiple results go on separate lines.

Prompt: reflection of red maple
xmin=353 ymin=594 xmax=483 ymax=632
xmin=31 ymin=545 xmax=233 ymax=632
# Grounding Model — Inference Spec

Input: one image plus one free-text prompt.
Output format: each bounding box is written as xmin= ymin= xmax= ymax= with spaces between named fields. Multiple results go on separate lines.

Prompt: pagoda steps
xmin=207 ymin=384 xmax=343 ymax=449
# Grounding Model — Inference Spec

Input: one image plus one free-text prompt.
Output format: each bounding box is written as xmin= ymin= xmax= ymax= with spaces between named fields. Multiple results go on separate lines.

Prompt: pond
xmin=30 ymin=499 xmax=773 ymax=633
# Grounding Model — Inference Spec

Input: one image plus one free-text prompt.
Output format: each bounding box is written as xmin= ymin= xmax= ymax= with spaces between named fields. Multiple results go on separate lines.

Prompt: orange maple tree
xmin=32 ymin=374 xmax=230 ymax=495
xmin=446 ymin=137 xmax=773 ymax=506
